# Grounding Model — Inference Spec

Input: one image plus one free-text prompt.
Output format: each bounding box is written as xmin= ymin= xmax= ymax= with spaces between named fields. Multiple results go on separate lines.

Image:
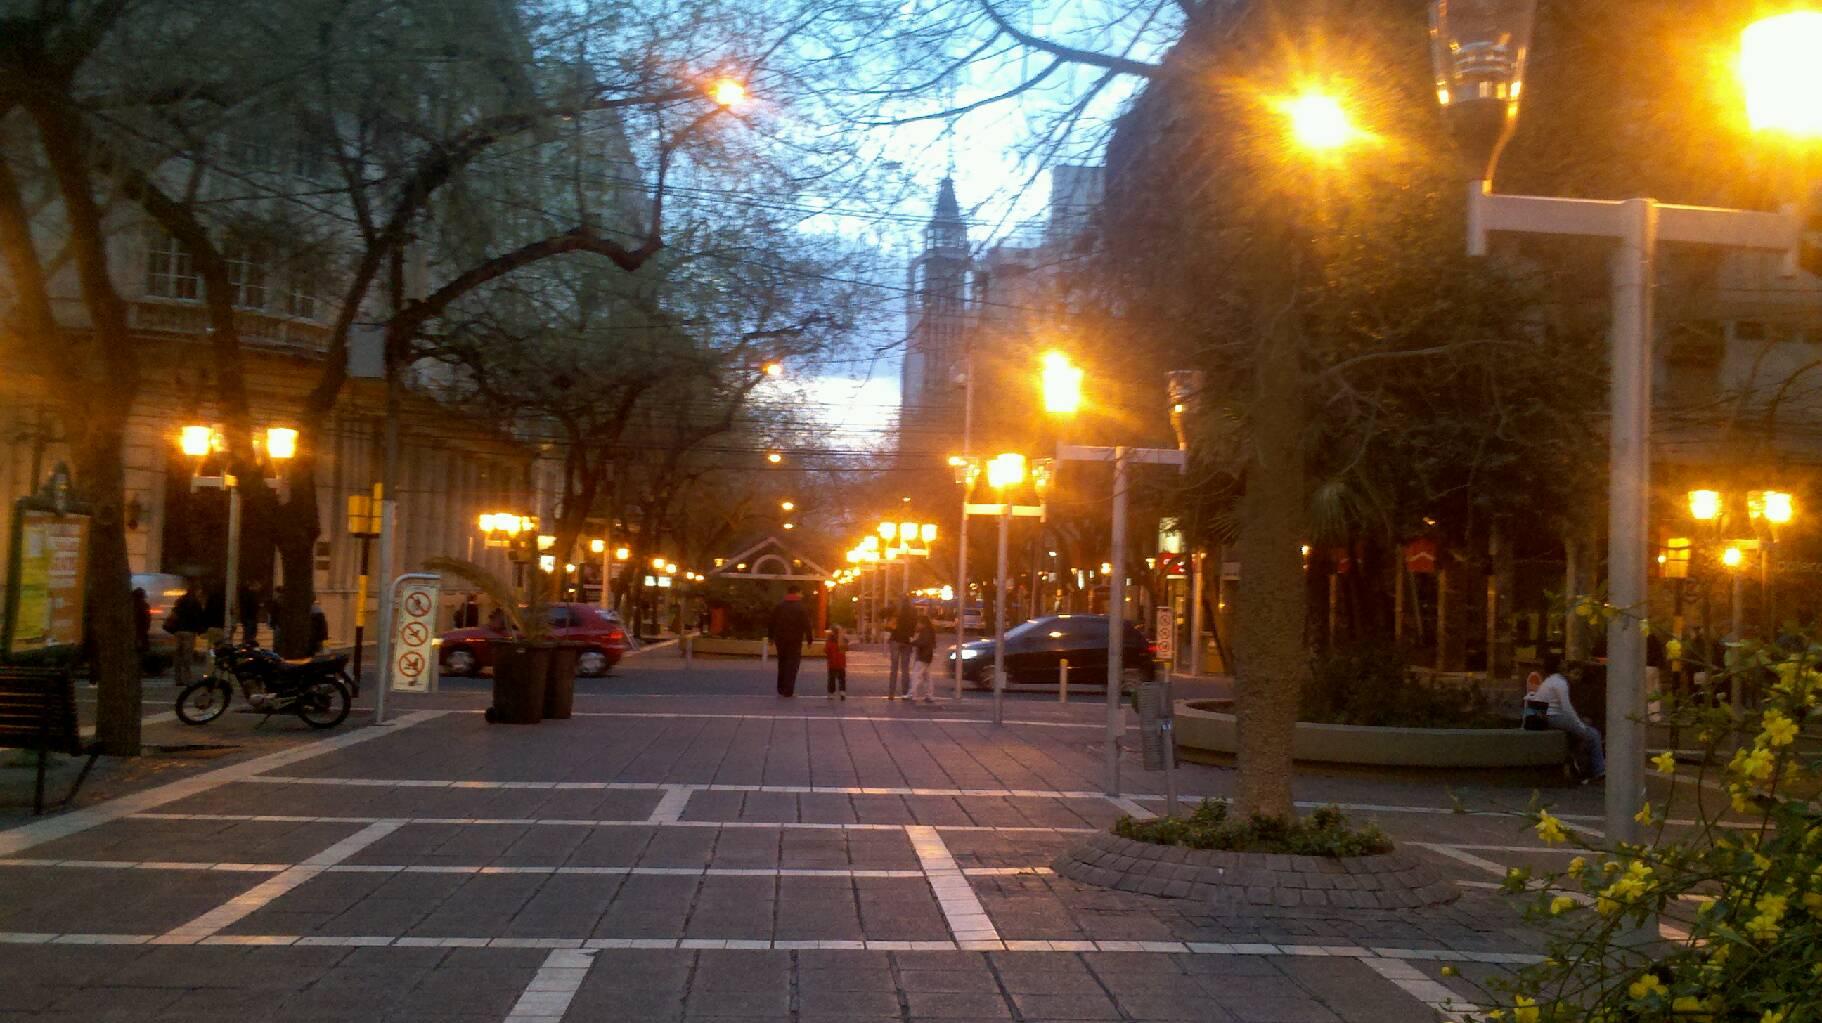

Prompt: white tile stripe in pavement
xmin=151 ymin=821 xmax=404 ymax=945
xmin=1363 ymin=956 xmax=1475 ymax=1022
xmin=0 ymin=710 xmax=447 ymax=858
xmin=0 ymin=929 xmax=1543 ymax=963
xmin=0 ymin=858 xmax=1054 ymax=879
xmin=481 ymin=709 xmax=1111 ymax=731
xmin=505 ymin=948 xmax=594 ymax=1022
xmin=126 ymin=812 xmax=1101 ymax=834
xmin=236 ymin=774 xmax=1589 ymax=823
xmin=905 ymin=825 xmax=1000 ymax=946
xmin=646 ymin=786 xmax=692 ymax=824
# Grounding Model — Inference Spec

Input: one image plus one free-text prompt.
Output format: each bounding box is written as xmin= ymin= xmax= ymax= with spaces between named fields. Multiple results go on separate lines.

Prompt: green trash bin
xmin=486 ymin=641 xmax=549 ymax=724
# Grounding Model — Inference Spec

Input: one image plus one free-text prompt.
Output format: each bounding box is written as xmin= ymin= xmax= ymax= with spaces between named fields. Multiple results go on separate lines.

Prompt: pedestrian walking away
xmin=768 ymin=584 xmax=813 ymax=697
xmin=886 ymin=597 xmax=914 ymax=699
xmin=825 ymin=625 xmax=850 ymax=700
xmin=1526 ymin=654 xmax=1606 ymax=781
xmin=909 ymin=611 xmax=937 ymax=703
xmin=163 ymin=581 xmax=206 ymax=685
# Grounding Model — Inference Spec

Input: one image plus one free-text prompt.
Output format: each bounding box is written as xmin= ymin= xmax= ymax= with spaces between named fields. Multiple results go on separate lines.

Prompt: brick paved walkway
xmin=0 ymin=653 xmax=1588 ymax=1021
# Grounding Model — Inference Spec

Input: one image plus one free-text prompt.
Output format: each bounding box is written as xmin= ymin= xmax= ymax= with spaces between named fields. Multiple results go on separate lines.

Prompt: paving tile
xmin=903 ymin=990 xmax=1013 ymax=1018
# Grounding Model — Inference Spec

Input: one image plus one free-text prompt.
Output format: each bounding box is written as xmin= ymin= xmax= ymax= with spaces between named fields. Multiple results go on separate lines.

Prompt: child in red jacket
xmin=825 ymin=626 xmax=849 ymax=700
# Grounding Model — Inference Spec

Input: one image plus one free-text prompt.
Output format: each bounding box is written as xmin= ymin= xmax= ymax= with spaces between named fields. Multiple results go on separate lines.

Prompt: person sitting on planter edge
xmin=1527 ymin=654 xmax=1605 ymax=782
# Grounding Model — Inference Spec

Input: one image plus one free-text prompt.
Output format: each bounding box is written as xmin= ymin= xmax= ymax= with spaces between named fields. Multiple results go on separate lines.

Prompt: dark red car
xmin=439 ymin=603 xmax=629 ymax=678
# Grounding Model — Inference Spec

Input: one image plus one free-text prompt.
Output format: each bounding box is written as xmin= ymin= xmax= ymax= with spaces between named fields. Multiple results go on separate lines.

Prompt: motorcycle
xmin=175 ymin=643 xmax=354 ymax=729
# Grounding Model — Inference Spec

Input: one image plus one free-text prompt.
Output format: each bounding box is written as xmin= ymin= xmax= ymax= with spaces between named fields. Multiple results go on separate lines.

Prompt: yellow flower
xmin=1549 ymin=895 xmax=1577 ymax=915
xmin=1762 ymin=710 xmax=1800 ymax=748
xmin=1628 ymin=974 xmax=1667 ymax=1000
xmin=1732 ymin=785 xmax=1755 ymax=814
xmin=1634 ymin=801 xmax=1655 ymax=826
xmin=1666 ymin=638 xmax=1684 ymax=661
xmin=1535 ymin=811 xmax=1569 ymax=845
xmin=1734 ymin=746 xmax=1776 ymax=781
xmin=1671 ymin=995 xmax=1711 ymax=1020
xmin=1747 ymin=909 xmax=1782 ymax=941
xmin=1440 ymin=965 xmax=1457 ymax=977
xmin=1763 ymin=1010 xmax=1787 ymax=1023
xmin=1567 ymin=856 xmax=1587 ymax=878
xmin=1513 ymin=995 xmax=1540 ymax=1023
xmin=1652 ymin=751 xmax=1677 ymax=774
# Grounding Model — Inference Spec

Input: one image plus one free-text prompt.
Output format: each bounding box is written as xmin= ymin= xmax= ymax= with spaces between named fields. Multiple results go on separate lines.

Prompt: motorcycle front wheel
xmin=295 ymin=680 xmax=351 ymax=729
xmin=176 ymin=680 xmax=234 ymax=725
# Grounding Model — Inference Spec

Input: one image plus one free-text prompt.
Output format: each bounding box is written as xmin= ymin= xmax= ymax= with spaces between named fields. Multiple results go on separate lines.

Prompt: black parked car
xmin=946 ymin=614 xmax=1156 ymax=690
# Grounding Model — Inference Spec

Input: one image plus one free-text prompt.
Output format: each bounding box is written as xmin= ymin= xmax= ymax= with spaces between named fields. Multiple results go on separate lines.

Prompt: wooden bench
xmin=0 ymin=666 xmax=99 ymax=815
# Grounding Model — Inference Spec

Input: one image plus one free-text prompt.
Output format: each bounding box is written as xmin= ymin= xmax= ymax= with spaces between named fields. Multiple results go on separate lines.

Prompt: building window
xmin=285 ymin=275 xmax=319 ymax=321
xmin=145 ymin=229 xmax=200 ymax=300
xmin=226 ymin=244 xmax=268 ymax=309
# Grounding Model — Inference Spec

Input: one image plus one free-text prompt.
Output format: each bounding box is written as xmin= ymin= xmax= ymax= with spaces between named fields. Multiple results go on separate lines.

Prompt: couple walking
xmin=886 ymin=598 xmax=938 ymax=703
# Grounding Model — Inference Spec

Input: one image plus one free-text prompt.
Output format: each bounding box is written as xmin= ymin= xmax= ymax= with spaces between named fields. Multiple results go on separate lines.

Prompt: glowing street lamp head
xmin=614 ymin=547 xmax=630 ymax=560
xmin=762 ymin=360 xmax=783 ymax=378
xmin=898 ymin=521 xmax=918 ymax=545
xmin=780 ymin=500 xmax=795 ymax=512
xmin=1688 ymin=489 xmax=1723 ymax=522
xmin=1040 ymin=351 xmax=1083 ymax=415
xmin=986 ymin=453 xmax=1026 ymax=490
xmin=1282 ymin=92 xmax=1356 ymax=152
xmin=1722 ymin=545 xmax=1745 ymax=569
xmin=180 ymin=424 xmax=214 ymax=458
xmin=590 ymin=538 xmax=606 ymax=554
xmin=1741 ymin=12 xmax=1822 ymax=138
xmin=878 ymin=521 xmax=898 ymax=541
xmin=766 ymin=451 xmax=783 ymax=464
xmin=711 ymin=78 xmax=748 ymax=108
xmin=1754 ymin=490 xmax=1795 ymax=525
xmin=478 ymin=513 xmax=498 ymax=533
xmin=919 ymin=523 xmax=937 ymax=543
xmin=264 ymin=427 xmax=298 ymax=461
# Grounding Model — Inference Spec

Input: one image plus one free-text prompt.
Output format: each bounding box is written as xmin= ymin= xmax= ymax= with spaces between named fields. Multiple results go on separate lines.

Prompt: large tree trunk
xmin=1234 ymin=267 xmax=1306 ymax=820
xmin=76 ymin=415 xmax=142 ymax=756
xmin=274 ymin=457 xmax=325 ymax=658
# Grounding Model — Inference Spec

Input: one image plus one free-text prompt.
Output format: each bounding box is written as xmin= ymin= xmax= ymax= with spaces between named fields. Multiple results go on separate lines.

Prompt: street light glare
xmin=265 ymin=427 xmax=298 ymax=461
xmin=1283 ymin=92 xmax=1356 ymax=152
xmin=1722 ymin=546 xmax=1745 ymax=569
xmin=1040 ymin=351 xmax=1083 ymax=414
xmin=766 ymin=451 xmax=783 ymax=464
xmin=711 ymin=78 xmax=748 ymax=108
xmin=180 ymin=424 xmax=214 ymax=458
xmin=781 ymin=500 xmax=795 ymax=512
xmin=1762 ymin=490 xmax=1795 ymax=525
xmin=986 ymin=452 xmax=1026 ymax=490
xmin=1741 ymin=12 xmax=1822 ymax=137
xmin=1688 ymin=489 xmax=1722 ymax=521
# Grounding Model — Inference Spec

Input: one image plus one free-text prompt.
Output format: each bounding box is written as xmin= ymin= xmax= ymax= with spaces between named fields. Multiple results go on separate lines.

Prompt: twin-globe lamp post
xmin=1039 ymin=353 xmax=1195 ymax=797
xmin=1430 ymin=0 xmax=1822 ymax=846
xmin=179 ymin=424 xmax=296 ymax=647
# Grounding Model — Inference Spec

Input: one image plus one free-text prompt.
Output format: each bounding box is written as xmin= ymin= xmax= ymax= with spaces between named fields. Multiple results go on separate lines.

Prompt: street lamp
xmin=1740 ymin=12 xmax=1822 ymax=137
xmin=1688 ymin=489 xmax=1723 ymax=522
xmin=1280 ymin=92 xmax=1358 ymax=153
xmin=1430 ymin=2 xmax=1817 ymax=850
xmin=781 ymin=500 xmax=795 ymax=512
xmin=1040 ymin=351 xmax=1084 ymax=414
xmin=179 ymin=422 xmax=293 ymax=649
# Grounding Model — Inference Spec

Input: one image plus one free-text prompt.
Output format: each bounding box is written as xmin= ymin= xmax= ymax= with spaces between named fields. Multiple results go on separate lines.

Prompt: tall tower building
xmin=900 ymin=177 xmax=970 ymax=457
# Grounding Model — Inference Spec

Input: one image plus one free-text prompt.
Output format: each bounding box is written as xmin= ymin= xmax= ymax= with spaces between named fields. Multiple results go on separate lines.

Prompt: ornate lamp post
xmin=1431 ymin=1 xmax=1817 ymax=847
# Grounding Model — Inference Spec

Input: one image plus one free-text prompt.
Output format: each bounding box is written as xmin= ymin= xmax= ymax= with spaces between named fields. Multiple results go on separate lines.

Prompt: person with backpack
xmin=909 ymin=611 xmax=938 ymax=703
xmin=825 ymin=625 xmax=850 ymax=700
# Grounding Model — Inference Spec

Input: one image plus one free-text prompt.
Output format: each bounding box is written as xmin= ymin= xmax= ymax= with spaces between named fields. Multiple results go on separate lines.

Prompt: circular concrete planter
xmin=1053 ymin=831 xmax=1458 ymax=907
xmin=1174 ymin=699 xmax=1565 ymax=769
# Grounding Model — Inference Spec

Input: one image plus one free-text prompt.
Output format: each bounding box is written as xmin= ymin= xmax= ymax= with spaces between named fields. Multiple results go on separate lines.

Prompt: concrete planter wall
xmin=1174 ymin=699 xmax=1565 ymax=769
xmin=1054 ymin=832 xmax=1458 ymax=907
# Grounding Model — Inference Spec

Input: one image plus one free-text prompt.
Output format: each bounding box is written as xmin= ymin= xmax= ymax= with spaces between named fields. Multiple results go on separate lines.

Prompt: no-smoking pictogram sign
xmin=391 ymin=577 xmax=441 ymax=694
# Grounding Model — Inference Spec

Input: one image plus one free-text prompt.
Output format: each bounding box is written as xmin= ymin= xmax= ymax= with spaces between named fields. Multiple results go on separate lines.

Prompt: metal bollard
xmin=1135 ymin=677 xmax=1180 ymax=817
xmin=1059 ymin=659 xmax=1069 ymax=703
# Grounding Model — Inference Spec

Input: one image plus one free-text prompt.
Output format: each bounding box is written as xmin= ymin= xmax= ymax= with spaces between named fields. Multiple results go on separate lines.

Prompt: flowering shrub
xmin=1476 ymin=635 xmax=1822 ymax=1023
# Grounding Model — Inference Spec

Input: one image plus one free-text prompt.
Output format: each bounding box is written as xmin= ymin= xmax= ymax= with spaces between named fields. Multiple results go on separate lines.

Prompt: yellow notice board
xmin=13 ymin=511 xmax=90 ymax=651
